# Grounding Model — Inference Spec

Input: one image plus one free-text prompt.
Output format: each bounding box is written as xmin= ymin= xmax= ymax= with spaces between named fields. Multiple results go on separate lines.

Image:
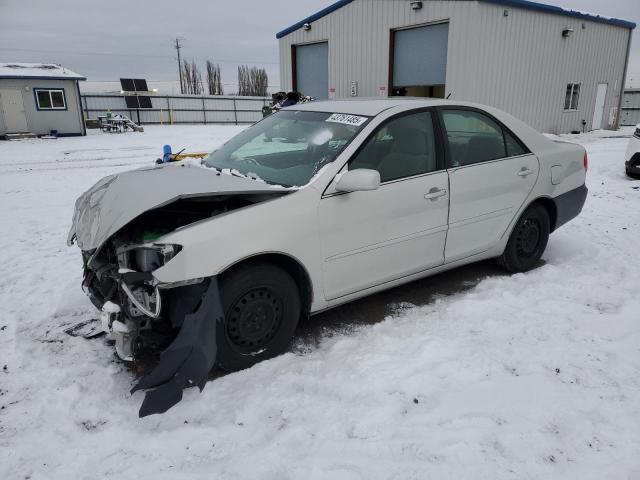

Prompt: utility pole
xmin=174 ymin=37 xmax=184 ymax=94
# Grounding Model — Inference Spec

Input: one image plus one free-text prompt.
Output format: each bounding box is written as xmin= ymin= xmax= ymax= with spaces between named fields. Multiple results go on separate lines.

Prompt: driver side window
xmin=349 ymin=111 xmax=438 ymax=182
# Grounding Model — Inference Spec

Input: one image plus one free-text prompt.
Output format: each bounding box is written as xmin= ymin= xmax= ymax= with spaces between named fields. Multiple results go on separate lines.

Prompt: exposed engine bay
xmin=77 ymin=192 xmax=286 ymax=416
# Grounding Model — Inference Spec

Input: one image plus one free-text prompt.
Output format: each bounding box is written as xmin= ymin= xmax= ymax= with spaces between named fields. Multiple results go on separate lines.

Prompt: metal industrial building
xmin=277 ymin=0 xmax=635 ymax=134
xmin=0 ymin=63 xmax=86 ymax=138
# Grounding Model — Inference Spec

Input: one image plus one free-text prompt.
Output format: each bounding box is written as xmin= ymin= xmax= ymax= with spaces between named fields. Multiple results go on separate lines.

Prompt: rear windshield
xmin=204 ymin=110 xmax=369 ymax=187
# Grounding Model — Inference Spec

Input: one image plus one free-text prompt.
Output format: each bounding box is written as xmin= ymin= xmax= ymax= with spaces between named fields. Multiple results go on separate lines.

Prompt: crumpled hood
xmin=68 ymin=162 xmax=284 ymax=251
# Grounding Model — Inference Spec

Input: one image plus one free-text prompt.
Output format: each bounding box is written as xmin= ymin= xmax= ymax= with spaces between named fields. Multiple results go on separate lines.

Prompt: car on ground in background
xmin=625 ymin=124 xmax=640 ymax=178
xmin=67 ymin=98 xmax=588 ymax=415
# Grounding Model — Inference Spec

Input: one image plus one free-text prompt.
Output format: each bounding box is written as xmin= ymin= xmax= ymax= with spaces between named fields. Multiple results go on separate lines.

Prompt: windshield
xmin=204 ymin=110 xmax=369 ymax=187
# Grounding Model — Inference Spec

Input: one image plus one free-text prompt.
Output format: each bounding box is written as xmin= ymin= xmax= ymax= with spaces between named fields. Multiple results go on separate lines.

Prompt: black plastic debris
xmin=131 ymin=278 xmax=224 ymax=417
xmin=64 ymin=319 xmax=104 ymax=339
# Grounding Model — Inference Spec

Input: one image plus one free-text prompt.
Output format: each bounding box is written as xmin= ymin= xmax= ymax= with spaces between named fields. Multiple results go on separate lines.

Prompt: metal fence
xmin=621 ymin=89 xmax=640 ymax=126
xmin=80 ymin=93 xmax=270 ymax=125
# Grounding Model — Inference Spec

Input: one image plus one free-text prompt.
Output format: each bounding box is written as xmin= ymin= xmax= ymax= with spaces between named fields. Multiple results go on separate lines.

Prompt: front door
xmin=319 ymin=110 xmax=449 ymax=300
xmin=0 ymin=89 xmax=28 ymax=133
xmin=592 ymin=83 xmax=608 ymax=130
xmin=440 ymin=108 xmax=540 ymax=261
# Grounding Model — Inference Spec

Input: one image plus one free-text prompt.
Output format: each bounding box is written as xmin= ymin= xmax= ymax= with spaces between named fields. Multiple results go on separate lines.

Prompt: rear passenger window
xmin=441 ymin=110 xmax=507 ymax=167
xmin=350 ymin=111 xmax=438 ymax=182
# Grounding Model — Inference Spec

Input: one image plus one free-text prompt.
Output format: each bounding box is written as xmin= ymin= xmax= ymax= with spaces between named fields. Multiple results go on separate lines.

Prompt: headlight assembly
xmin=117 ymin=243 xmax=182 ymax=273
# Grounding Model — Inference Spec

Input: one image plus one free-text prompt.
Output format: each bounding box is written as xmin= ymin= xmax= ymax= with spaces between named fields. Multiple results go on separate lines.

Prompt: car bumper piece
xmin=130 ymin=277 xmax=225 ymax=417
xmin=554 ymin=184 xmax=588 ymax=230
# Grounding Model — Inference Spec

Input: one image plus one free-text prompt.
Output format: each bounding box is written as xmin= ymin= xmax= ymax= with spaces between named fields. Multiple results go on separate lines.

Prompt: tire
xmin=497 ymin=203 xmax=550 ymax=273
xmin=627 ymin=169 xmax=640 ymax=180
xmin=216 ymin=263 xmax=301 ymax=371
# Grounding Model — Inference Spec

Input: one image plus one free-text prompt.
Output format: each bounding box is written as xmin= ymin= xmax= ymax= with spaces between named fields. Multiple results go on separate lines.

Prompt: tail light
xmin=583 ymin=151 xmax=588 ymax=172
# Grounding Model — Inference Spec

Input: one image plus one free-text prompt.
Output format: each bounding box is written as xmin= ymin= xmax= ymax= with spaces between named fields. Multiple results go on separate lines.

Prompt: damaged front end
xmin=83 ymin=240 xmax=184 ymax=362
xmin=68 ymin=164 xmax=291 ymax=416
xmin=82 ymin=231 xmax=224 ymax=417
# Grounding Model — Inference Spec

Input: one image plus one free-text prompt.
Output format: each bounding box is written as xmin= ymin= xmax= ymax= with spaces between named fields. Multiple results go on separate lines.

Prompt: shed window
xmin=35 ymin=89 xmax=66 ymax=110
xmin=564 ymin=83 xmax=580 ymax=111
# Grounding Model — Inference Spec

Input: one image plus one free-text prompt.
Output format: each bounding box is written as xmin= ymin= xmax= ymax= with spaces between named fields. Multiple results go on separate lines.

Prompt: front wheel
xmin=216 ymin=263 xmax=300 ymax=371
xmin=497 ymin=203 xmax=550 ymax=273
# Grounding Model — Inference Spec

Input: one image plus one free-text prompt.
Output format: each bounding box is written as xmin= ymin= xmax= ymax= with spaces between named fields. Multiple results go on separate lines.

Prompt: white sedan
xmin=625 ymin=124 xmax=640 ymax=178
xmin=68 ymin=99 xmax=588 ymax=415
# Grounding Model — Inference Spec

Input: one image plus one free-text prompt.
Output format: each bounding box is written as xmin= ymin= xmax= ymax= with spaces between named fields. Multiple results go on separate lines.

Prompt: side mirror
xmin=335 ymin=169 xmax=381 ymax=193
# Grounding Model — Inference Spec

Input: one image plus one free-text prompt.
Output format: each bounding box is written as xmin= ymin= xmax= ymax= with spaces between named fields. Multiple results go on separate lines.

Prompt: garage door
xmin=295 ymin=42 xmax=328 ymax=99
xmin=392 ymin=23 xmax=449 ymax=97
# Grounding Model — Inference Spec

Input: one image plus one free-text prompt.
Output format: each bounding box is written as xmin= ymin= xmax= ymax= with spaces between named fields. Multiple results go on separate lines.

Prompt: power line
xmin=0 ymin=46 xmax=279 ymax=65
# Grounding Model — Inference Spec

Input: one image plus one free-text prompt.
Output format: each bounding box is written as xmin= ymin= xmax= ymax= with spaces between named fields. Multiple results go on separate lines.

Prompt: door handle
xmin=424 ymin=188 xmax=447 ymax=200
xmin=517 ymin=168 xmax=534 ymax=177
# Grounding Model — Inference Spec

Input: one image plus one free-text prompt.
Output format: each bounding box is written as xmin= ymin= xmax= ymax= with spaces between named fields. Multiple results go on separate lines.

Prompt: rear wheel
xmin=497 ymin=203 xmax=550 ymax=273
xmin=216 ymin=263 xmax=300 ymax=371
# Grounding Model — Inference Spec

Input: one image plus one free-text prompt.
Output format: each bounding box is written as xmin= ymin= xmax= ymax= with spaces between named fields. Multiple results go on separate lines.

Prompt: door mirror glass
xmin=335 ymin=169 xmax=381 ymax=192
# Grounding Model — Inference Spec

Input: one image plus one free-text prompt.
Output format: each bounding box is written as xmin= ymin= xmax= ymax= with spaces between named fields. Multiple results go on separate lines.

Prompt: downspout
xmin=76 ymin=80 xmax=86 ymax=136
xmin=616 ymin=27 xmax=633 ymax=130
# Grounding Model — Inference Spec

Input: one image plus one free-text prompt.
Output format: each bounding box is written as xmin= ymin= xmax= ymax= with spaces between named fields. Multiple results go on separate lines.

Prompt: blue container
xmin=162 ymin=144 xmax=172 ymax=163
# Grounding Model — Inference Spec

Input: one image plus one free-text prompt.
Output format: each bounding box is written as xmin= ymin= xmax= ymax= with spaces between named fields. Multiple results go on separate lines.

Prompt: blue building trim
xmin=276 ymin=0 xmax=355 ymax=39
xmin=481 ymin=0 xmax=636 ymax=29
xmin=275 ymin=0 xmax=635 ymax=39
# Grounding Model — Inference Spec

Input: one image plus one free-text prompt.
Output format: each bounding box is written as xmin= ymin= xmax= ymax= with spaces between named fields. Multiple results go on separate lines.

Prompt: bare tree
xmin=182 ymin=59 xmax=203 ymax=95
xmin=206 ymin=61 xmax=223 ymax=95
xmin=237 ymin=65 xmax=268 ymax=96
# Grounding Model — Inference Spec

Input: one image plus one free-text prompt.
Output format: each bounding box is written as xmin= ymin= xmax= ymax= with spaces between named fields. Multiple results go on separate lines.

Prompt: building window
xmin=34 ymin=89 xmax=66 ymax=110
xmin=564 ymin=83 xmax=580 ymax=111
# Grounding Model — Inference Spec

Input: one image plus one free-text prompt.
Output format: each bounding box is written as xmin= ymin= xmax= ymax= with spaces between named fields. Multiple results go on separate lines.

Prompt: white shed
xmin=0 ymin=63 xmax=86 ymax=138
xmin=277 ymin=0 xmax=635 ymax=133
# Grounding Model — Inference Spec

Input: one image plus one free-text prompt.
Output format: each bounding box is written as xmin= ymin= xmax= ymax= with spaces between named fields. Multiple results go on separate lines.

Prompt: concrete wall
xmin=278 ymin=0 xmax=632 ymax=134
xmin=0 ymin=78 xmax=84 ymax=136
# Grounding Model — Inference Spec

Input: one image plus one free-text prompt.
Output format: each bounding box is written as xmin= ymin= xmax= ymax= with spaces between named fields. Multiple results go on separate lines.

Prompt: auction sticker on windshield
xmin=326 ymin=113 xmax=368 ymax=126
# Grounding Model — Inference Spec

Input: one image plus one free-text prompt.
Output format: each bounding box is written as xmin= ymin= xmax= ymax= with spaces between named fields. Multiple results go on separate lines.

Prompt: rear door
xmin=439 ymin=108 xmax=539 ymax=262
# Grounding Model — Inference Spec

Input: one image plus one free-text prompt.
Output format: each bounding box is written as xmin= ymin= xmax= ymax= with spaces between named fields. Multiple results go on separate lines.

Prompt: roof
xmin=276 ymin=0 xmax=635 ymax=39
xmin=0 ymin=63 xmax=86 ymax=81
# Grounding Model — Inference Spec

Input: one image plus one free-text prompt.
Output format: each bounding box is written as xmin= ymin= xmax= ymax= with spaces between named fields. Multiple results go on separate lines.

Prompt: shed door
xmin=294 ymin=42 xmax=328 ymax=99
xmin=0 ymin=89 xmax=28 ymax=133
xmin=392 ymin=23 xmax=448 ymax=98
xmin=592 ymin=83 xmax=607 ymax=130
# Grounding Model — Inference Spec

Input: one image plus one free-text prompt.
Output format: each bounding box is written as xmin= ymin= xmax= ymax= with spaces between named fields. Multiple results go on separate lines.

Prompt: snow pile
xmin=1 ymin=126 xmax=640 ymax=479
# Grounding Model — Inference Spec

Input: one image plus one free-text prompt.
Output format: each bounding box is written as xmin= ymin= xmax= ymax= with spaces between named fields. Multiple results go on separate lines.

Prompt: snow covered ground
xmin=1 ymin=125 xmax=639 ymax=480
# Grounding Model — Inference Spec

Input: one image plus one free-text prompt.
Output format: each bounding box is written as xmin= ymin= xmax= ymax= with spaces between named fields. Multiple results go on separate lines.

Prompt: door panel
xmin=446 ymin=155 xmax=539 ymax=261
xmin=0 ymin=89 xmax=28 ymax=133
xmin=320 ymin=172 xmax=449 ymax=299
xmin=295 ymin=42 xmax=328 ymax=100
xmin=393 ymin=23 xmax=448 ymax=88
